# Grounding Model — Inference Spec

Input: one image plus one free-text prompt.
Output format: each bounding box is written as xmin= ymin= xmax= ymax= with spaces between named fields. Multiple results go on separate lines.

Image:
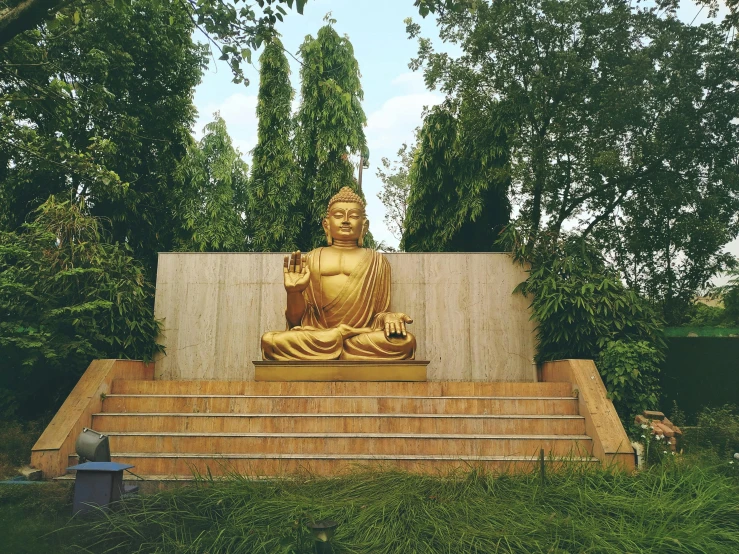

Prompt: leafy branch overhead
xmin=0 ymin=0 xmax=308 ymax=85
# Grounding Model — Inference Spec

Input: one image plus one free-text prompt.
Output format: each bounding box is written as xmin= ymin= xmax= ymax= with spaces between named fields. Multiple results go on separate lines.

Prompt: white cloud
xmin=365 ymin=91 xmax=443 ymax=155
xmin=390 ymin=72 xmax=428 ymax=94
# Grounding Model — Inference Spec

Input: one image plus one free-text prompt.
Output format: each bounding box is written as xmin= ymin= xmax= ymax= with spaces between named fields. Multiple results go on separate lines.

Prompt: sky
xmin=192 ymin=0 xmax=738 ymax=281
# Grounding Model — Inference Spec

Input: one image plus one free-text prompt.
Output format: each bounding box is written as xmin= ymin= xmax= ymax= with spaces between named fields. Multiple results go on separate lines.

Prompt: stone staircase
xmin=65 ymin=380 xmax=598 ymax=477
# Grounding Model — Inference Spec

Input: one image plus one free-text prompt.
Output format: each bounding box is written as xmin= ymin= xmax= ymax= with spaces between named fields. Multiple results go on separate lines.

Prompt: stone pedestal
xmin=253 ymin=360 xmax=429 ymax=382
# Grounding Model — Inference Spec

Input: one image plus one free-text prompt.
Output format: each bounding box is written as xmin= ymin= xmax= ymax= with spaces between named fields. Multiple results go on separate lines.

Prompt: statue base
xmin=253 ymin=360 xmax=429 ymax=382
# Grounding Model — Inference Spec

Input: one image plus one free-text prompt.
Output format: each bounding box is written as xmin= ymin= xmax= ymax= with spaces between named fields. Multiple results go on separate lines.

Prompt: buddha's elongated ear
xmin=322 ymin=218 xmax=332 ymax=246
xmin=358 ymin=218 xmax=369 ymax=247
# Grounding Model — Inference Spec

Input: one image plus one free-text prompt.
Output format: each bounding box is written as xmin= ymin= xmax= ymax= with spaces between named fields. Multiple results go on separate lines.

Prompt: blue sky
xmin=192 ymin=0 xmax=738 ymax=272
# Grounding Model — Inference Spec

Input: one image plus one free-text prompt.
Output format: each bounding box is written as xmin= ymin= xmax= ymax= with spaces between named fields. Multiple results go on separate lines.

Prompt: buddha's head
xmin=323 ymin=187 xmax=369 ymax=246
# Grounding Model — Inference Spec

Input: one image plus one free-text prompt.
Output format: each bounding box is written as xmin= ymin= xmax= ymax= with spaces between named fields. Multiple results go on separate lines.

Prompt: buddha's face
xmin=323 ymin=201 xmax=368 ymax=243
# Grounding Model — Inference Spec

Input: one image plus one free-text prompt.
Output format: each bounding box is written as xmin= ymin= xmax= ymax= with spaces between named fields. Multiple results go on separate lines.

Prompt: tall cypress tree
xmin=175 ymin=114 xmax=249 ymax=252
xmin=249 ymin=37 xmax=301 ymax=252
xmin=295 ymin=20 xmax=367 ymax=249
xmin=401 ymin=101 xmax=510 ymax=252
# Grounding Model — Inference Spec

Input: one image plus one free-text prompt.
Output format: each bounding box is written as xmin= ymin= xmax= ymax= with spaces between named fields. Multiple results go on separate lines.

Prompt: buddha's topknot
xmin=327 ymin=186 xmax=366 ymax=213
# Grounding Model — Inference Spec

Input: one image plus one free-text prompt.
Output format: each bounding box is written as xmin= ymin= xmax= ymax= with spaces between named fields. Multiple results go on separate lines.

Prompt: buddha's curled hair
xmin=327 ymin=186 xmax=366 ymax=213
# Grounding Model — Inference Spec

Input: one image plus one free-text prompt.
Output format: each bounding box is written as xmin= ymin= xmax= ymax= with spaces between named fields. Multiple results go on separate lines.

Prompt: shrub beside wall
xmin=0 ymin=199 xmax=163 ymax=420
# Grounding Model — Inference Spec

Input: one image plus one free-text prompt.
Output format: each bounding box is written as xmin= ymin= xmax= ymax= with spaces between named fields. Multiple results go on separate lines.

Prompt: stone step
xmin=67 ymin=452 xmax=599 ymax=477
xmin=111 ymin=380 xmax=573 ymax=397
xmin=102 ymin=395 xmax=579 ymax=415
xmin=111 ymin=380 xmax=574 ymax=397
xmin=100 ymin=432 xmax=593 ymax=457
xmin=91 ymin=412 xmax=587 ymax=435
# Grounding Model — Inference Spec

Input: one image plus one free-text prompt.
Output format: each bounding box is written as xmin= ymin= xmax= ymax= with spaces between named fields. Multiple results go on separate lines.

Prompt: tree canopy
xmin=401 ymin=100 xmax=510 ymax=252
xmin=376 ymin=143 xmax=414 ymax=242
xmin=249 ymin=37 xmax=301 ymax=252
xmin=295 ymin=20 xmax=367 ymax=250
xmin=0 ymin=0 xmax=307 ymax=85
xmin=0 ymin=0 xmax=206 ymax=274
xmin=175 ymin=114 xmax=249 ymax=252
xmin=408 ymin=0 xmax=739 ymax=319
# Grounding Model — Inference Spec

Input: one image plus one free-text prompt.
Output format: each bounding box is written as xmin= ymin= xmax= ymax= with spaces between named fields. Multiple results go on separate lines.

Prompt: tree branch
xmin=0 ymin=0 xmax=64 ymax=46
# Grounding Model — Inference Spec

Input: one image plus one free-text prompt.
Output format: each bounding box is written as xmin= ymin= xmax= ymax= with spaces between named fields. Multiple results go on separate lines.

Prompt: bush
xmin=500 ymin=225 xmax=665 ymax=363
xmin=0 ymin=198 xmax=163 ymax=420
xmin=499 ymin=224 xmax=666 ymax=421
xmin=598 ymin=340 xmax=662 ymax=420
xmin=0 ymin=419 xmax=44 ymax=476
xmin=687 ymin=303 xmax=728 ymax=326
xmin=687 ymin=405 xmax=739 ymax=455
xmin=724 ymin=280 xmax=739 ymax=325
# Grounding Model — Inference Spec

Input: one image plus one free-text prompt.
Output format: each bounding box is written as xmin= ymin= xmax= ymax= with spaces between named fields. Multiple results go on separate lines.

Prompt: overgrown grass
xmin=0 ymin=482 xmax=80 ymax=554
xmin=65 ymin=457 xmax=739 ymax=554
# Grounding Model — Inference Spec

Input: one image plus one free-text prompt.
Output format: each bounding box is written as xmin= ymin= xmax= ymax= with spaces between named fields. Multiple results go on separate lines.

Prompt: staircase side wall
xmin=153 ymin=252 xmax=537 ymax=381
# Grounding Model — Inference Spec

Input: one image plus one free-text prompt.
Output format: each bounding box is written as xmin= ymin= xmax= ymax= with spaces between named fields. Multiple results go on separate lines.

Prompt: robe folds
xmin=261 ymin=248 xmax=416 ymax=361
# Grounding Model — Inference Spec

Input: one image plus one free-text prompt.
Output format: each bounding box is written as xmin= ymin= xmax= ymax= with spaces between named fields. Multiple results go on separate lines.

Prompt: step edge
xmin=93 ymin=412 xmax=586 ymax=419
xmin=104 ymin=395 xmax=578 ymax=400
xmin=67 ymin=453 xmax=599 ymax=462
xmin=102 ymin=432 xmax=593 ymax=440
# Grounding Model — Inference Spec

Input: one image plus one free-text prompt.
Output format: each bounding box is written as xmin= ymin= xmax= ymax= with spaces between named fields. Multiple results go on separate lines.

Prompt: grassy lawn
xmin=0 ymin=482 xmax=83 ymax=554
xmin=2 ymin=455 xmax=737 ymax=554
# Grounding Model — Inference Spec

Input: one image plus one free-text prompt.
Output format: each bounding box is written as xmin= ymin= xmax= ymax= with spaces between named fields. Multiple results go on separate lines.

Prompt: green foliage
xmin=598 ymin=340 xmax=662 ymax=420
xmin=502 ymin=224 xmax=665 ymax=366
xmin=376 ymin=143 xmax=414 ymax=242
xmin=0 ymin=419 xmax=43 ymax=474
xmin=67 ymin=464 xmax=739 ymax=553
xmin=249 ymin=37 xmax=301 ymax=252
xmin=0 ymin=0 xmax=308 ymax=86
xmin=408 ymin=0 xmax=739 ymax=320
xmin=720 ymin=269 xmax=739 ymax=325
xmin=401 ymin=101 xmax=510 ymax=252
xmin=0 ymin=0 xmax=207 ymax=274
xmin=0 ymin=198 xmax=162 ymax=420
xmin=0 ymin=483 xmax=79 ymax=554
xmin=690 ymin=405 xmax=739 ymax=455
xmin=687 ymin=303 xmax=730 ymax=327
xmin=175 ymin=114 xmax=249 ymax=252
xmin=295 ymin=22 xmax=367 ymax=250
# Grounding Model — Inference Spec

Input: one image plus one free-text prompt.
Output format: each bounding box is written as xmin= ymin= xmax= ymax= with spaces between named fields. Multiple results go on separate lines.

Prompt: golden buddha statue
xmin=261 ymin=187 xmax=416 ymax=361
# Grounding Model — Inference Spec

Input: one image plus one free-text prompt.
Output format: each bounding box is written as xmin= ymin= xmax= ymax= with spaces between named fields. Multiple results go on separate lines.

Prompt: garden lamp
xmin=75 ymin=427 xmax=111 ymax=463
xmin=307 ymin=520 xmax=339 ymax=553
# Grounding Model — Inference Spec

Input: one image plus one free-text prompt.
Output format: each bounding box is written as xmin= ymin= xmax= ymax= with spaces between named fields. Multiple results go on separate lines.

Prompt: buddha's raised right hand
xmin=283 ymin=250 xmax=311 ymax=293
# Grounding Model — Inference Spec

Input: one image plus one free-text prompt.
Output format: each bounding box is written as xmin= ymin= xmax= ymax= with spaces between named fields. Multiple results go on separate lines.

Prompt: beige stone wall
xmin=153 ymin=253 xmax=537 ymax=381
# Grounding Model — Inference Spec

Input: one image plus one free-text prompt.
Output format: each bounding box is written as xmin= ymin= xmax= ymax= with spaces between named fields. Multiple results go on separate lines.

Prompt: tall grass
xmin=73 ymin=457 xmax=739 ymax=554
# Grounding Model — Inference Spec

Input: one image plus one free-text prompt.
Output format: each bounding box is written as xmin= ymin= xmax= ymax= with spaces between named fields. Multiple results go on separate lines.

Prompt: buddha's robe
xmin=261 ymin=248 xmax=416 ymax=361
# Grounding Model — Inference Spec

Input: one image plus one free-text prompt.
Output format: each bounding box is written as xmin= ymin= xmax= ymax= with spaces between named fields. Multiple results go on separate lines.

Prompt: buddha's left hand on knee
xmin=373 ymin=312 xmax=413 ymax=338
